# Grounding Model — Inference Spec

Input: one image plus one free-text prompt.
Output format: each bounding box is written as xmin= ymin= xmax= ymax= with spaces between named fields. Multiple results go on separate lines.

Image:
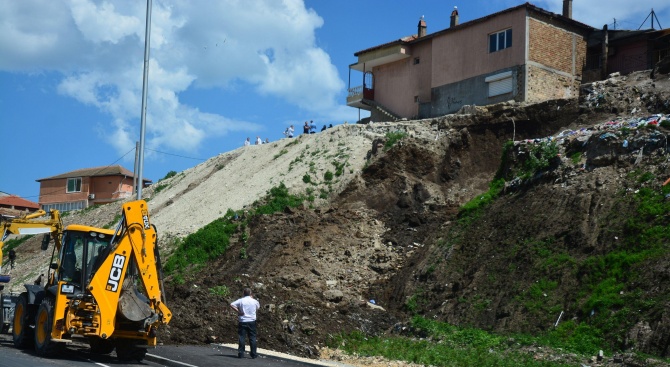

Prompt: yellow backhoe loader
xmin=0 ymin=200 xmax=171 ymax=361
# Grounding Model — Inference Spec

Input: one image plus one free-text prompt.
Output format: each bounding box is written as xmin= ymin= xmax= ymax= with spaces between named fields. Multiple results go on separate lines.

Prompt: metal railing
xmin=348 ymin=85 xmax=363 ymax=98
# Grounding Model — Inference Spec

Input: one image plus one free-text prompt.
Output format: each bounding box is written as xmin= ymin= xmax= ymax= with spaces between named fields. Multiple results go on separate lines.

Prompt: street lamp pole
xmin=137 ymin=0 xmax=152 ymax=200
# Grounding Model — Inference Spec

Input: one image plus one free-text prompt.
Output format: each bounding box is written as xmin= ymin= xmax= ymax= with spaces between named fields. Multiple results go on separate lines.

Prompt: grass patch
xmin=163 ymin=209 xmax=240 ymax=276
xmin=329 ymin=316 xmax=598 ymax=366
xmin=332 ymin=160 xmax=345 ymax=177
xmin=2 ymin=235 xmax=33 ymax=254
xmin=273 ymin=149 xmax=288 ymax=160
xmin=209 ymin=285 xmax=230 ymax=297
xmin=569 ymin=152 xmax=582 ymax=165
xmin=457 ymin=178 xmax=505 ymax=223
xmin=164 ymin=183 xmax=305 ymax=279
xmin=153 ymin=182 xmax=168 ymax=194
xmin=383 ymin=131 xmax=407 ymax=151
xmin=162 ymin=170 xmax=177 ymax=181
xmin=102 ymin=213 xmax=122 ymax=229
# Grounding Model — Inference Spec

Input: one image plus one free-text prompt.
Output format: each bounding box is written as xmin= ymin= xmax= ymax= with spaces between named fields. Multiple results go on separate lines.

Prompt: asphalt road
xmin=0 ymin=334 xmax=348 ymax=367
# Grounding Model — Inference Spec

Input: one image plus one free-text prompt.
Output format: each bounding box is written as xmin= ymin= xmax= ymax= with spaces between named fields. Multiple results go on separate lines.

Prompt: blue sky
xmin=2 ymin=0 xmax=669 ymax=202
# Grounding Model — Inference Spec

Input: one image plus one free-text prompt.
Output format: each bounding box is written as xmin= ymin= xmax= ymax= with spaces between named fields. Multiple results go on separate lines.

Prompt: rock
xmin=366 ymin=301 xmax=385 ymax=311
xmin=323 ymin=289 xmax=344 ymax=303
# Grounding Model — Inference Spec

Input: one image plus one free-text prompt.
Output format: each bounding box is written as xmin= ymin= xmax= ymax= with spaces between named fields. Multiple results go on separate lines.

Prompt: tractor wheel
xmin=12 ymin=293 xmax=34 ymax=349
xmin=115 ymin=339 xmax=147 ymax=362
xmin=89 ymin=337 xmax=115 ymax=355
xmin=34 ymin=297 xmax=63 ymax=356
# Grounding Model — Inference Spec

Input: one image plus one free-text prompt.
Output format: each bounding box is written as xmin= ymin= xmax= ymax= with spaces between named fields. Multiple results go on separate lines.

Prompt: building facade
xmin=37 ymin=165 xmax=150 ymax=212
xmin=347 ymin=2 xmax=592 ymax=121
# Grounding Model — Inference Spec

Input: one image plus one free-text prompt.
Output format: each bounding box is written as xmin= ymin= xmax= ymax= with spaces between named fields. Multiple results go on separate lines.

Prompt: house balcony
xmin=351 ymin=43 xmax=412 ymax=72
xmin=346 ymin=85 xmax=374 ymax=110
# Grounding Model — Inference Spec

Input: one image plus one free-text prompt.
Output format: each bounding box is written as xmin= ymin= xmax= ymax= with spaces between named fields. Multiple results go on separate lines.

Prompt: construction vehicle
xmin=0 ymin=200 xmax=171 ymax=361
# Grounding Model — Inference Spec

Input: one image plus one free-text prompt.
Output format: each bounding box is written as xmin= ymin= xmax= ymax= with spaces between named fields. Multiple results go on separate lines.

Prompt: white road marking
xmin=146 ymin=353 xmax=200 ymax=367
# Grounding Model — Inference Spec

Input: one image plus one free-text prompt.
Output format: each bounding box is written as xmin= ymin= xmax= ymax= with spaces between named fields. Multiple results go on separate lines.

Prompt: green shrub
xmin=163 ymin=210 xmax=239 ymax=275
xmin=154 ymin=183 xmax=168 ymax=193
xmin=384 ymin=131 xmax=407 ymax=151
xmin=254 ymin=183 xmax=304 ymax=215
xmin=162 ymin=170 xmax=177 ymax=180
xmin=302 ymin=174 xmax=311 ymax=183
xmin=332 ymin=160 xmax=345 ymax=176
xmin=209 ymin=285 xmax=230 ymax=297
xmin=2 ymin=235 xmax=33 ymax=253
xmin=569 ymin=152 xmax=582 ymax=165
xmin=458 ymin=178 xmax=505 ymax=220
xmin=520 ymin=142 xmax=559 ymax=179
xmin=273 ymin=149 xmax=288 ymax=160
xmin=328 ymin=316 xmax=600 ymax=366
xmin=323 ymin=171 xmax=334 ymax=181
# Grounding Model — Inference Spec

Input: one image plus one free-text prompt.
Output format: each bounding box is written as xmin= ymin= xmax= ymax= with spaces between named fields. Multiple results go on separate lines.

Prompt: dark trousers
xmin=237 ymin=321 xmax=257 ymax=357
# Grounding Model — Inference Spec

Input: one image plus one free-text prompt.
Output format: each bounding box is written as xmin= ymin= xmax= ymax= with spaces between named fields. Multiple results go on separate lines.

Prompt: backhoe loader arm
xmin=0 ymin=209 xmax=63 ymax=272
xmin=88 ymin=200 xmax=171 ymax=339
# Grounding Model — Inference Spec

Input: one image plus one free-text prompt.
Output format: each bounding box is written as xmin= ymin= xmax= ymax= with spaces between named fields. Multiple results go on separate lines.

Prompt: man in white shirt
xmin=230 ymin=288 xmax=261 ymax=358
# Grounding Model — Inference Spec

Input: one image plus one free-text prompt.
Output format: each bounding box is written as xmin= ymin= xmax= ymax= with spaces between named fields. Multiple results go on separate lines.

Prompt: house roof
xmin=354 ymin=2 xmax=594 ymax=57
xmin=587 ymin=28 xmax=670 ymax=48
xmin=0 ymin=195 xmax=40 ymax=209
xmin=36 ymin=165 xmax=151 ymax=183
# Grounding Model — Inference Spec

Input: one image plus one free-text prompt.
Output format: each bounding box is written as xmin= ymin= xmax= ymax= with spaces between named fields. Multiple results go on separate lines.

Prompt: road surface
xmin=0 ymin=334 xmax=351 ymax=367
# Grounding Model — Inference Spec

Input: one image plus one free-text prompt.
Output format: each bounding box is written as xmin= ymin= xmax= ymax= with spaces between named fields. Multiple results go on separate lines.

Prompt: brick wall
xmin=529 ymin=18 xmax=586 ymax=77
xmin=526 ymin=65 xmax=579 ymax=103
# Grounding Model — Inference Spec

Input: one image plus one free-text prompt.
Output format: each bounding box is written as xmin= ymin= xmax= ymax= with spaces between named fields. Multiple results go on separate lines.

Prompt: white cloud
xmin=69 ymin=0 xmax=142 ymax=44
xmin=0 ymin=0 xmax=345 ymax=157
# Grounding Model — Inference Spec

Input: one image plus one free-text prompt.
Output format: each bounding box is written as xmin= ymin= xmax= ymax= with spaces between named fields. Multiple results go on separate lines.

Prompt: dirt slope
xmin=3 ymin=71 xmax=670 ymax=366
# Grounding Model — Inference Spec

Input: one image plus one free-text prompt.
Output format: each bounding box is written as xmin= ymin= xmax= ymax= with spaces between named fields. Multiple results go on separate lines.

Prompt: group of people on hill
xmin=244 ymin=136 xmax=270 ymax=146
xmin=284 ymin=121 xmax=333 ymax=138
xmin=301 ymin=120 xmax=335 ymax=134
xmin=244 ymin=121 xmax=335 ymax=146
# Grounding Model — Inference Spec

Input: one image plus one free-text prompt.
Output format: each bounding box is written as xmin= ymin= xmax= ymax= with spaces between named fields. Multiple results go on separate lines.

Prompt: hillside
xmin=3 ymin=70 xmax=670 ymax=366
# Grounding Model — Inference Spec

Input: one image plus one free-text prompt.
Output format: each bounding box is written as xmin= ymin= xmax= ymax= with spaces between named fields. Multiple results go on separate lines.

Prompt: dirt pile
xmin=4 ymin=71 xmax=670 ymax=366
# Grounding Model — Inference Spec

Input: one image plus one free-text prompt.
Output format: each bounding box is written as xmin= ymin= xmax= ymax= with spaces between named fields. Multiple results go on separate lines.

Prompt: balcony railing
xmin=348 ymin=85 xmax=363 ymax=98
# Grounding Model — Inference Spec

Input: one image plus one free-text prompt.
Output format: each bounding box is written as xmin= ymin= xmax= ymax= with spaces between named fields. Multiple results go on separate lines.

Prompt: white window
xmin=489 ymin=28 xmax=512 ymax=53
xmin=67 ymin=177 xmax=82 ymax=193
xmin=485 ymin=71 xmax=513 ymax=97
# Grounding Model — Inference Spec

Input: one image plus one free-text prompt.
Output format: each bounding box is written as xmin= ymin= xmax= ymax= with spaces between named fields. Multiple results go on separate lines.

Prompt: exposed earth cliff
xmin=4 ymin=70 xmax=670 ymax=366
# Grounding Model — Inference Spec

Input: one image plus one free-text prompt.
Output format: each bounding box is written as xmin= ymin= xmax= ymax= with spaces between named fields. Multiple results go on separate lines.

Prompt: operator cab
xmin=56 ymin=226 xmax=114 ymax=296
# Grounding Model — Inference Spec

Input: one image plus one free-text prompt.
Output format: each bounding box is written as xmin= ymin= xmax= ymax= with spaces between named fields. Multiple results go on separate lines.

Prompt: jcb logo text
xmin=106 ymin=254 xmax=126 ymax=292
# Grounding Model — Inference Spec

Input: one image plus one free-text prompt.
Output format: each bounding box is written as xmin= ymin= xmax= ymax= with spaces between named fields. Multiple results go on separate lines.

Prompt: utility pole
xmin=638 ymin=9 xmax=663 ymax=30
xmin=133 ymin=141 xmax=139 ymax=195
xmin=137 ymin=0 xmax=152 ymax=200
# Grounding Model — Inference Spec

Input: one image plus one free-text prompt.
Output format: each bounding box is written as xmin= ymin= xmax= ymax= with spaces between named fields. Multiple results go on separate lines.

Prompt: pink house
xmin=347 ymin=2 xmax=592 ymax=121
xmin=347 ymin=2 xmax=670 ymax=122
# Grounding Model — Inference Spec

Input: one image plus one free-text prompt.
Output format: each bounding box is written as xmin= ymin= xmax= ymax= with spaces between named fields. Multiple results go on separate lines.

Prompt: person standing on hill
xmin=244 ymin=137 xmax=250 ymax=146
xmin=303 ymin=121 xmax=310 ymax=134
xmin=230 ymin=287 xmax=261 ymax=359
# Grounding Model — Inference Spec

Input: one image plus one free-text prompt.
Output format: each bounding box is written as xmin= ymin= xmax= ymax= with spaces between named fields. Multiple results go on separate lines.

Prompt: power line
xmin=145 ymin=148 xmax=207 ymax=161
xmin=13 ymin=146 xmax=136 ymax=201
xmin=11 ymin=146 xmax=207 ymax=202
